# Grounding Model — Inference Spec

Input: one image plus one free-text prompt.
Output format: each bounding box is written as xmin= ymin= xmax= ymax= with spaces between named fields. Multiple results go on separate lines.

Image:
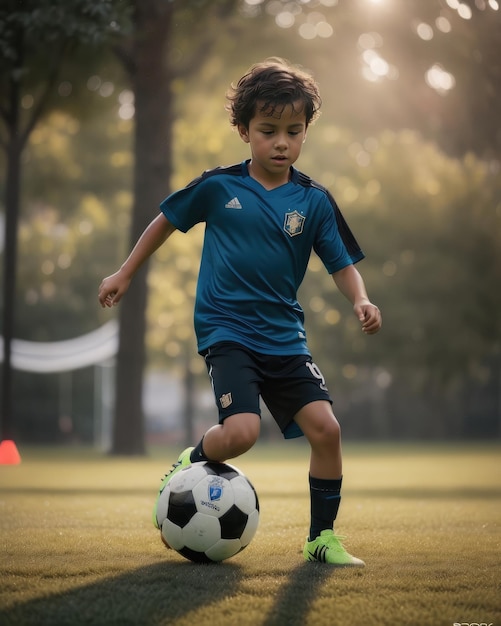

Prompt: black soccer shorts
xmin=203 ymin=341 xmax=333 ymax=439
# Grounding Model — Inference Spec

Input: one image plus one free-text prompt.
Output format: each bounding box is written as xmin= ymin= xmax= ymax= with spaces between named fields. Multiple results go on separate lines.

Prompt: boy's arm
xmin=331 ymin=264 xmax=382 ymax=335
xmin=98 ymin=213 xmax=176 ymax=308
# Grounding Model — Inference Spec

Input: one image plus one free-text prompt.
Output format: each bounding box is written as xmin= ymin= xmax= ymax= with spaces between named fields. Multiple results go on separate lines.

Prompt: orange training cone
xmin=0 ymin=440 xmax=21 ymax=465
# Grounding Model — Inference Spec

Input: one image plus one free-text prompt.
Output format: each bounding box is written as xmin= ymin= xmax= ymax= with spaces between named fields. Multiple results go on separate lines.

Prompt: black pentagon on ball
xmin=179 ymin=546 xmax=214 ymax=564
xmin=203 ymin=462 xmax=240 ymax=480
xmin=219 ymin=504 xmax=249 ymax=539
xmin=168 ymin=490 xmax=197 ymax=528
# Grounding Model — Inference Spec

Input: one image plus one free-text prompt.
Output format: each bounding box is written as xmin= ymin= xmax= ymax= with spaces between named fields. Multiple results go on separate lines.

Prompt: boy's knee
xmin=223 ymin=413 xmax=260 ymax=454
xmin=326 ymin=417 xmax=341 ymax=444
xmin=300 ymin=408 xmax=341 ymax=449
xmin=313 ymin=416 xmax=340 ymax=446
xmin=234 ymin=431 xmax=259 ymax=454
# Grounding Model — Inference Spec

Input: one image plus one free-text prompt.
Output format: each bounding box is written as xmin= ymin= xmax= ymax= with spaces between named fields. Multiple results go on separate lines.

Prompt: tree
xmin=0 ymin=0 xmax=129 ymax=441
xmin=109 ymin=0 xmax=240 ymax=455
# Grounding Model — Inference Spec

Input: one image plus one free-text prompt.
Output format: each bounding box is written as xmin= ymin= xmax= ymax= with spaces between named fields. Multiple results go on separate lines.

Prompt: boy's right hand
xmin=98 ymin=270 xmax=131 ymax=308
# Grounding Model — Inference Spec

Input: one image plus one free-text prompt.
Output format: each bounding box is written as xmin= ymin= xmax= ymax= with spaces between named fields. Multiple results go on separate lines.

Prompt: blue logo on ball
xmin=209 ymin=480 xmax=223 ymax=502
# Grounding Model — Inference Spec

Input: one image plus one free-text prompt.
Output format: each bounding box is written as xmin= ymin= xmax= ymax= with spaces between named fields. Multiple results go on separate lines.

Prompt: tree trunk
xmin=111 ymin=0 xmax=174 ymax=455
xmin=1 ymin=59 xmax=23 ymax=441
xmin=1 ymin=129 xmax=21 ymax=442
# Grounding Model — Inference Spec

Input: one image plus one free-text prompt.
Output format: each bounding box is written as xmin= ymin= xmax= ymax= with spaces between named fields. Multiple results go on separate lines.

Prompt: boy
xmin=98 ymin=58 xmax=382 ymax=566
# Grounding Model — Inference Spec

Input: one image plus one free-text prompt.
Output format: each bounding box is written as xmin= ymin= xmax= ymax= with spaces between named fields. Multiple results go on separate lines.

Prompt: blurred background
xmin=1 ymin=0 xmax=500 ymax=454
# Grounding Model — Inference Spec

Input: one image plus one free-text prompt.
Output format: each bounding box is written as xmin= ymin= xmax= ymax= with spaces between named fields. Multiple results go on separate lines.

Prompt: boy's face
xmin=238 ymin=101 xmax=307 ymax=189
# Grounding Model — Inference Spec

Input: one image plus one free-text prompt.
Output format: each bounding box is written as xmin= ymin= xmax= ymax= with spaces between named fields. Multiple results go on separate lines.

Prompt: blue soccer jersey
xmin=160 ymin=160 xmax=364 ymax=355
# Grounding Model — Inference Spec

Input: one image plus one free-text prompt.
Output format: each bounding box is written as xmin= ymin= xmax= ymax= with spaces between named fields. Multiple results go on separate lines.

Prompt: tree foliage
xmin=0 ymin=0 xmax=129 ymax=149
xmin=244 ymin=0 xmax=501 ymax=159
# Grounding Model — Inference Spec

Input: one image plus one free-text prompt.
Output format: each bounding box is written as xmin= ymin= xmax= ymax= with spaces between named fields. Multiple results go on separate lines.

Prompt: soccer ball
xmin=156 ymin=461 xmax=260 ymax=563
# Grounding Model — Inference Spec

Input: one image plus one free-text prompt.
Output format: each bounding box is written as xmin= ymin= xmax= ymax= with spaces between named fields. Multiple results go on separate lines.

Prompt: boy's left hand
xmin=355 ymin=303 xmax=382 ymax=335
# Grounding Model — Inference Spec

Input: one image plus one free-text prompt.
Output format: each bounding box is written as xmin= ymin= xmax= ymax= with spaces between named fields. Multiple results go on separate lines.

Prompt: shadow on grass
xmin=0 ymin=557 xmax=341 ymax=626
xmin=261 ymin=561 xmax=337 ymax=626
xmin=0 ymin=560 xmax=243 ymax=626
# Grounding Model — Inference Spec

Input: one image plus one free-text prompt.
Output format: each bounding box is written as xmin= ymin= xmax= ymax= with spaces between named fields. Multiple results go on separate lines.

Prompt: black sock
xmin=309 ymin=474 xmax=342 ymax=541
xmin=190 ymin=437 xmax=210 ymax=463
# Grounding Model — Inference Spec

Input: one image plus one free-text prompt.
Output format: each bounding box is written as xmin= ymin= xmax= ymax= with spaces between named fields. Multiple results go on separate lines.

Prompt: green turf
xmin=0 ymin=442 xmax=500 ymax=626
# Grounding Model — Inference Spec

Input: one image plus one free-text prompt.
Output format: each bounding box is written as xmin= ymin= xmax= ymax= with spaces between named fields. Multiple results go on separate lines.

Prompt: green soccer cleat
xmin=152 ymin=446 xmax=194 ymax=529
xmin=303 ymin=529 xmax=366 ymax=567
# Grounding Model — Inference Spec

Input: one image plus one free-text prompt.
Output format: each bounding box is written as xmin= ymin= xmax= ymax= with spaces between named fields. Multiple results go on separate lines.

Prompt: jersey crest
xmin=283 ymin=210 xmax=305 ymax=237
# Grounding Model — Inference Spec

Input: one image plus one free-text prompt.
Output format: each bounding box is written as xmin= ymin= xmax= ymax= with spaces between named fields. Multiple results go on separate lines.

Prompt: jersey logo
xmin=284 ymin=210 xmax=305 ymax=237
xmin=225 ymin=197 xmax=242 ymax=209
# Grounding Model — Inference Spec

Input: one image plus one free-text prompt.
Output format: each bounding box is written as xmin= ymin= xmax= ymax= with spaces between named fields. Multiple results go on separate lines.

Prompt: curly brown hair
xmin=226 ymin=57 xmax=322 ymax=129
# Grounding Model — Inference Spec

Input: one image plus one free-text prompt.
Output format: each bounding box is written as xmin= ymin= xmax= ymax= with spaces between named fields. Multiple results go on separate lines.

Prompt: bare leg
xmin=294 ymin=400 xmax=342 ymax=479
xmin=294 ymin=400 xmax=344 ymax=541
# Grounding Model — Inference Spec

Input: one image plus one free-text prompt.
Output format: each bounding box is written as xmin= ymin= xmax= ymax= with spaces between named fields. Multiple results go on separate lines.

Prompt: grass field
xmin=0 ymin=442 xmax=500 ymax=626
